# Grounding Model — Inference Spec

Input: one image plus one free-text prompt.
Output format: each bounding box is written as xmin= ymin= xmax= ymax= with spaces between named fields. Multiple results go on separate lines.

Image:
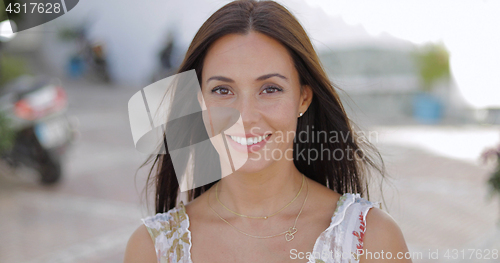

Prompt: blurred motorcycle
xmin=0 ymin=75 xmax=76 ymax=184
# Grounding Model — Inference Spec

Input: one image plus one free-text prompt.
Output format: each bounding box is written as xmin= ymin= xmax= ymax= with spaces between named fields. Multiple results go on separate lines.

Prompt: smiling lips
xmin=227 ymin=134 xmax=271 ymax=146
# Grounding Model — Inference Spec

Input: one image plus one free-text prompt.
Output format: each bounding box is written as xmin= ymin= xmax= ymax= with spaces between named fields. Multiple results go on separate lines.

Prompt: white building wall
xmin=36 ymin=0 xmax=230 ymax=85
xmin=7 ymin=0 xmax=415 ymax=86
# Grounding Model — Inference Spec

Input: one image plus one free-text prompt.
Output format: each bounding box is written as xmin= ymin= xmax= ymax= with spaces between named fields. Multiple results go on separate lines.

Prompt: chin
xmin=231 ymin=156 xmax=274 ymax=175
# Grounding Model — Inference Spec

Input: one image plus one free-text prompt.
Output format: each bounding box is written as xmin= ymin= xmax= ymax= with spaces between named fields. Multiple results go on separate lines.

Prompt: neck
xmin=216 ymin=160 xmax=304 ymax=217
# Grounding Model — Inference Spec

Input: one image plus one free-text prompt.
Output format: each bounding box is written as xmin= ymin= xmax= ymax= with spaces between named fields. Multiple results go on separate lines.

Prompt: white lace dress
xmin=142 ymin=193 xmax=379 ymax=263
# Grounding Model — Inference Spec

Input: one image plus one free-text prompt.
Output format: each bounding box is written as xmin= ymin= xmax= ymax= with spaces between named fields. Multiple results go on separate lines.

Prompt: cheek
xmin=263 ymin=99 xmax=298 ymax=130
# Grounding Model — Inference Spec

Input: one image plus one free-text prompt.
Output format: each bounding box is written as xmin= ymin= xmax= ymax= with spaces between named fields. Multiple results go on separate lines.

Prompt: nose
xmin=235 ymin=93 xmax=260 ymax=128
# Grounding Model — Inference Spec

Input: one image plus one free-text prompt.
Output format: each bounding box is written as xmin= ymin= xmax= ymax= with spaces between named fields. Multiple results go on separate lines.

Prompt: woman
xmin=125 ymin=0 xmax=411 ymax=262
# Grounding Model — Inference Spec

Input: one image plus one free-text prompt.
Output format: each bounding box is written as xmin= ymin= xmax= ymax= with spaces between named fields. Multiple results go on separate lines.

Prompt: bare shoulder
xmin=360 ymin=207 xmax=412 ymax=262
xmin=302 ymin=177 xmax=343 ymax=212
xmin=123 ymin=225 xmax=157 ymax=263
xmin=306 ymin=177 xmax=342 ymax=200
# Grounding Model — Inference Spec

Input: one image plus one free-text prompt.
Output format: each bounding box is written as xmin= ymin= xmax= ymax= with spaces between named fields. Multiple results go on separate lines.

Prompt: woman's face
xmin=199 ymin=31 xmax=312 ymax=174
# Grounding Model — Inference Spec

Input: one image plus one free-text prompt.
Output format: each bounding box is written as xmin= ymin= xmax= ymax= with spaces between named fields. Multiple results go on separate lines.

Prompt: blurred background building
xmin=1 ymin=0 xmax=499 ymax=262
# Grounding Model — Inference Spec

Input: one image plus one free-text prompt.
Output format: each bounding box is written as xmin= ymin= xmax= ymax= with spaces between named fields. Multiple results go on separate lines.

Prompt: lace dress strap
xmin=141 ymin=201 xmax=192 ymax=263
xmin=309 ymin=193 xmax=380 ymax=263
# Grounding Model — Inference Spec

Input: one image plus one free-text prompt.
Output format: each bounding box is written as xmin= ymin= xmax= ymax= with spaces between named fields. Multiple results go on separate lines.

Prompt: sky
xmin=303 ymin=0 xmax=500 ymax=109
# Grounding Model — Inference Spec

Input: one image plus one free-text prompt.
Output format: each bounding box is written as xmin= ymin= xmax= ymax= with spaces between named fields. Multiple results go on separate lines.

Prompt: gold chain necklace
xmin=215 ymin=174 xmax=305 ymax=219
xmin=207 ymin=177 xmax=309 ymax=242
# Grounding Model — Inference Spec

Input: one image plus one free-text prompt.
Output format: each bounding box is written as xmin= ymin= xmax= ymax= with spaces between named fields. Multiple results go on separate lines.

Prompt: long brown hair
xmin=142 ymin=0 xmax=386 ymax=213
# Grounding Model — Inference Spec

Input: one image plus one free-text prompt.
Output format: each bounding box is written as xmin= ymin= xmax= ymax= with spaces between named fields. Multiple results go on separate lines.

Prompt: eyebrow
xmin=206 ymin=73 xmax=288 ymax=84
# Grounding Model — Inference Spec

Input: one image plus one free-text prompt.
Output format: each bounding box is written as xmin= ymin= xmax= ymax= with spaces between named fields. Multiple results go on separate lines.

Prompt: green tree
xmin=0 ymin=0 xmax=24 ymax=152
xmin=0 ymin=112 xmax=15 ymax=152
xmin=412 ymin=43 xmax=451 ymax=92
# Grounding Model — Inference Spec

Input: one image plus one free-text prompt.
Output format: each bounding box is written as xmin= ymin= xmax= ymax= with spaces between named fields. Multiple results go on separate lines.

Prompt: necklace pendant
xmin=264 ymin=216 xmax=268 ymax=220
xmin=285 ymin=227 xmax=297 ymax=242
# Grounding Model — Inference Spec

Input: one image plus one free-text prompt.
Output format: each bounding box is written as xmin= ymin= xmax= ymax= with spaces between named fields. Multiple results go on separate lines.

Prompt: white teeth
xmin=229 ymin=134 xmax=268 ymax=146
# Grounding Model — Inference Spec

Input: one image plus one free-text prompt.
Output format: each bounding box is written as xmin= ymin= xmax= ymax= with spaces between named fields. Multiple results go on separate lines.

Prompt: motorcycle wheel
xmin=40 ymin=156 xmax=62 ymax=185
xmin=11 ymin=128 xmax=63 ymax=185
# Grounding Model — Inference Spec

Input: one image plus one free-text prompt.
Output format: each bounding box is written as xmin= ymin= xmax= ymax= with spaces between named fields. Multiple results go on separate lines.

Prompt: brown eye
xmin=212 ymin=86 xmax=233 ymax=95
xmin=262 ymin=85 xmax=283 ymax=94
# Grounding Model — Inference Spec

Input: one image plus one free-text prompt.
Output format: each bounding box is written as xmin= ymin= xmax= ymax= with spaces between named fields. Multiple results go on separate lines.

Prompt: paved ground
xmin=0 ymin=79 xmax=151 ymax=263
xmin=0 ymin=78 xmax=499 ymax=262
xmin=370 ymin=142 xmax=500 ymax=262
